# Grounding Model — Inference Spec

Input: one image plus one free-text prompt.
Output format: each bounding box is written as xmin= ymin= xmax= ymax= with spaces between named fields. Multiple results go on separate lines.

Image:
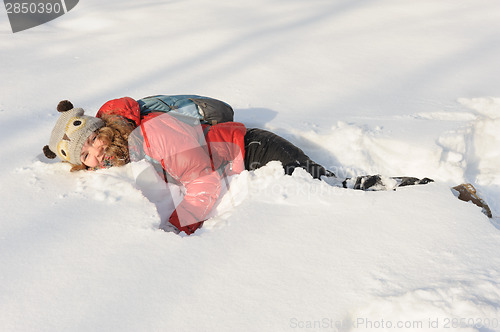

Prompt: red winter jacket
xmin=96 ymin=97 xmax=247 ymax=235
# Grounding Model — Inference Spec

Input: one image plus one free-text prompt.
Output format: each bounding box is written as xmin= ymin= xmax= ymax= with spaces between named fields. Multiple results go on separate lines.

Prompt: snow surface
xmin=1 ymin=0 xmax=500 ymax=331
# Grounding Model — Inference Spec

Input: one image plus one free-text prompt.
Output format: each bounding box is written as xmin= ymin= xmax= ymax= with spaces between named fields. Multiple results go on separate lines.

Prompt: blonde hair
xmin=70 ymin=114 xmax=136 ymax=172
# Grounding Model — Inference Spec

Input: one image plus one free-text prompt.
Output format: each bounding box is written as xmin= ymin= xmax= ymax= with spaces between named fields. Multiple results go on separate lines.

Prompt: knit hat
xmin=43 ymin=100 xmax=105 ymax=165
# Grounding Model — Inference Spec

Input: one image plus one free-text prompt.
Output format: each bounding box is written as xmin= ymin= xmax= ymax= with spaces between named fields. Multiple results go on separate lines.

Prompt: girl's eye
xmin=92 ymin=135 xmax=97 ymax=142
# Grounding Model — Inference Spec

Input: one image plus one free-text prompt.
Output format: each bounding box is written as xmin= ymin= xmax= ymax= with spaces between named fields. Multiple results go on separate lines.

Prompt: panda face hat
xmin=43 ymin=100 xmax=105 ymax=165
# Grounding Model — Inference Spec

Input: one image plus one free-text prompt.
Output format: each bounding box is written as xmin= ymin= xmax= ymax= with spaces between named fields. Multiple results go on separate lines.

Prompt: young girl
xmin=43 ymin=95 xmax=432 ymax=235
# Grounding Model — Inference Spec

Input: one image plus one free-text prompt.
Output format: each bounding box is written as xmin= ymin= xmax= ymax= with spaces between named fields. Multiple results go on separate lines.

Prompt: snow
xmin=1 ymin=0 xmax=500 ymax=331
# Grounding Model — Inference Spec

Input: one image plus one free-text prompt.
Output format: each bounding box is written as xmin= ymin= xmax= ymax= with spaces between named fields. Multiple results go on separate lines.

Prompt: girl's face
xmin=80 ymin=132 xmax=106 ymax=167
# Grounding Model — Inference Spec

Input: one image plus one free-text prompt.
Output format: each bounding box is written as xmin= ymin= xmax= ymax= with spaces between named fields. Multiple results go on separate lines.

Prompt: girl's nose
xmin=89 ymin=145 xmax=101 ymax=155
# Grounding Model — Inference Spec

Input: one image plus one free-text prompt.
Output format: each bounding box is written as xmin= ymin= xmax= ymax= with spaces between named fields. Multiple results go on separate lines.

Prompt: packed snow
xmin=1 ymin=1 xmax=500 ymax=331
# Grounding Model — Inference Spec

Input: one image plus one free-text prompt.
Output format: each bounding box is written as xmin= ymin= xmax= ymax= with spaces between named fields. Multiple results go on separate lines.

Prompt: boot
xmin=452 ymin=183 xmax=492 ymax=218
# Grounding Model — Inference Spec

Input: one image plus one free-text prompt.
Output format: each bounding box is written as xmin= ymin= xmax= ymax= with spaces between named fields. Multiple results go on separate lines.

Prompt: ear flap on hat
xmin=45 ymin=100 xmax=73 ymax=159
xmin=43 ymin=145 xmax=57 ymax=159
xmin=57 ymin=100 xmax=74 ymax=112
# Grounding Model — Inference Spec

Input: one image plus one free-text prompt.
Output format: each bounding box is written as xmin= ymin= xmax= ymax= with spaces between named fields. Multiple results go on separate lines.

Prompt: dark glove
xmin=168 ymin=210 xmax=204 ymax=235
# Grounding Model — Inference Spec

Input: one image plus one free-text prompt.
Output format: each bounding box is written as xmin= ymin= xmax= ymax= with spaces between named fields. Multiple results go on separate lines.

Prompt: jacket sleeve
xmin=96 ymin=97 xmax=142 ymax=126
xmin=141 ymin=116 xmax=221 ymax=235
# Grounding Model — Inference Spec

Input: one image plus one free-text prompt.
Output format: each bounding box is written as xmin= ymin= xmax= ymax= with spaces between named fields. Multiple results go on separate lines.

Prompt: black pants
xmin=244 ymin=128 xmax=334 ymax=179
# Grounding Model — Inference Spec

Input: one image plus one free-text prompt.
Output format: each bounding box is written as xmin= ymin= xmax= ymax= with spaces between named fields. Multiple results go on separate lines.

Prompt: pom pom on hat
xmin=43 ymin=100 xmax=105 ymax=165
xmin=57 ymin=100 xmax=74 ymax=112
xmin=43 ymin=145 xmax=57 ymax=159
